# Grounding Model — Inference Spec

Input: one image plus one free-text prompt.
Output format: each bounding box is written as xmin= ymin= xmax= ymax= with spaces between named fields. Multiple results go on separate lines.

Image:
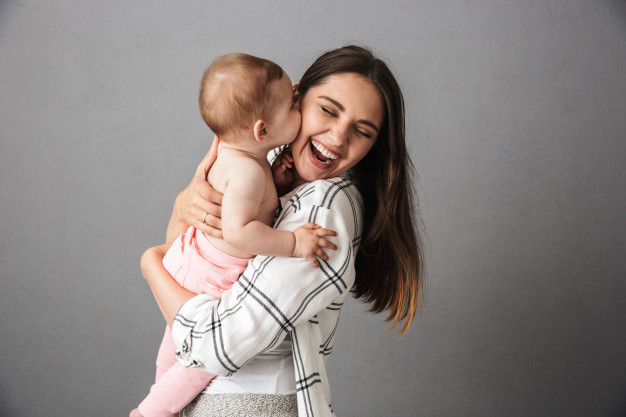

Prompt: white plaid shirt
xmin=172 ymin=176 xmax=363 ymax=417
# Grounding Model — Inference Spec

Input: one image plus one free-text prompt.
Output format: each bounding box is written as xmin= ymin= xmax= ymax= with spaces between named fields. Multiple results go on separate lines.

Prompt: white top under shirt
xmin=173 ymin=176 xmax=363 ymax=417
xmin=202 ymin=335 xmax=295 ymax=394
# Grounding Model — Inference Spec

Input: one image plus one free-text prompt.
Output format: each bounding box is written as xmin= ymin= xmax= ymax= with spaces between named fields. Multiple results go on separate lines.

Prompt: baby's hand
xmin=292 ymin=223 xmax=338 ymax=268
xmin=271 ymin=148 xmax=295 ymax=196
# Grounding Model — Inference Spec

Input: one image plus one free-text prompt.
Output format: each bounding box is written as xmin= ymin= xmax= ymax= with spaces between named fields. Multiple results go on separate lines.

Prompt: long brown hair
xmin=298 ymin=45 xmax=425 ymax=335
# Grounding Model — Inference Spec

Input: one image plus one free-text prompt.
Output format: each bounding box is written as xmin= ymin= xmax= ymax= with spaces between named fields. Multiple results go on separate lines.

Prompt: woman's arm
xmin=140 ymin=244 xmax=195 ymax=326
xmin=166 ymin=138 xmax=224 ymax=243
xmin=170 ymin=179 xmax=363 ymax=376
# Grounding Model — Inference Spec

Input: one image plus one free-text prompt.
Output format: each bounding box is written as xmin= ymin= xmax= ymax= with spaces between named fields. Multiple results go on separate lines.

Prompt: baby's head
xmin=199 ymin=53 xmax=300 ymax=147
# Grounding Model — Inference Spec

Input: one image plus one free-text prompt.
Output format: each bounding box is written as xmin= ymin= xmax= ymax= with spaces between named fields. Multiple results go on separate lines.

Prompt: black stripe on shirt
xmin=292 ymin=331 xmax=315 ymax=417
xmin=210 ymin=309 xmax=240 ymax=373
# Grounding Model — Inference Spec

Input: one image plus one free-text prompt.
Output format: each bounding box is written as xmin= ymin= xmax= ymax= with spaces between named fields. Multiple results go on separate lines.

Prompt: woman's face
xmin=290 ymin=73 xmax=384 ymax=183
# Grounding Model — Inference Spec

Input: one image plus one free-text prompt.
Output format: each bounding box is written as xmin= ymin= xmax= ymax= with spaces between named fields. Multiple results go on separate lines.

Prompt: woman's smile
xmin=290 ymin=72 xmax=384 ymax=184
xmin=310 ymin=139 xmax=339 ymax=165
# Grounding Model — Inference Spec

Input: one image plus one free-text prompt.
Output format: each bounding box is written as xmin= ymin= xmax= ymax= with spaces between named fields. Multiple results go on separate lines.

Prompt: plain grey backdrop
xmin=1 ymin=1 xmax=625 ymax=416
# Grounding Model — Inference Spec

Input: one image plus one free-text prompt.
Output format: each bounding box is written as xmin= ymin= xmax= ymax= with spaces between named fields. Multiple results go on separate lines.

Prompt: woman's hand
xmin=271 ymin=147 xmax=295 ymax=197
xmin=166 ymin=137 xmax=224 ymax=242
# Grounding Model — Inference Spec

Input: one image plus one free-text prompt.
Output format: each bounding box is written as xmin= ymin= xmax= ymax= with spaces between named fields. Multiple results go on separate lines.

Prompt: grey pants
xmin=181 ymin=393 xmax=298 ymax=417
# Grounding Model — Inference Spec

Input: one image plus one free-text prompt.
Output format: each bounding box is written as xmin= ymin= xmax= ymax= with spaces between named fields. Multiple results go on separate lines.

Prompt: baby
xmin=131 ymin=54 xmax=337 ymax=417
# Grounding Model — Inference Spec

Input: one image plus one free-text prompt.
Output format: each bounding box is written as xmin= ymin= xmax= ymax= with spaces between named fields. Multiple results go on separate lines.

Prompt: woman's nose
xmin=327 ymin=123 xmax=349 ymax=146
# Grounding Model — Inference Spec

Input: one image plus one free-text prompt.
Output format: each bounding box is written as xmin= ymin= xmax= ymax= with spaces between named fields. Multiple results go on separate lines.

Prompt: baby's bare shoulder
xmin=225 ymin=152 xmax=266 ymax=178
xmin=210 ymin=150 xmax=266 ymax=187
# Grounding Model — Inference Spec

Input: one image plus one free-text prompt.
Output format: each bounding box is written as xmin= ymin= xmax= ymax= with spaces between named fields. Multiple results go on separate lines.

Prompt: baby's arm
xmin=222 ymin=160 xmax=337 ymax=267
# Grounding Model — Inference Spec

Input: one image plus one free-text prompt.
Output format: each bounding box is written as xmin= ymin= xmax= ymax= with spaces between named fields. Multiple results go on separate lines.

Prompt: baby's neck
xmin=218 ymin=140 xmax=271 ymax=164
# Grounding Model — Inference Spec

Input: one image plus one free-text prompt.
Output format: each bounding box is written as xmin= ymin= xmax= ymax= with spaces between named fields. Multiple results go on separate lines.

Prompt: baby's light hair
xmin=199 ymin=53 xmax=284 ymax=142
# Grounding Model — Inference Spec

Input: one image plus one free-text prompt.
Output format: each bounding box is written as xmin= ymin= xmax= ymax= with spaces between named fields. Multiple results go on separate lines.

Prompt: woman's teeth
xmin=311 ymin=140 xmax=338 ymax=164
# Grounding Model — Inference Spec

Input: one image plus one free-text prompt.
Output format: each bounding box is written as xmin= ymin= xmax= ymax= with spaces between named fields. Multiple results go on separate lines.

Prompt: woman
xmin=141 ymin=45 xmax=425 ymax=417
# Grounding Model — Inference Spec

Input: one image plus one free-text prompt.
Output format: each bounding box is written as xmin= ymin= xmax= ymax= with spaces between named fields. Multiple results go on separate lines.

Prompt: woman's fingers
xmin=195 ymin=136 xmax=220 ymax=178
xmin=185 ymin=152 xmax=224 ymax=239
xmin=168 ymin=137 xmax=223 ymax=242
xmin=192 ymin=194 xmax=223 ymax=238
xmin=196 ymin=219 xmax=223 ymax=239
xmin=193 ymin=205 xmax=222 ymax=238
xmin=191 ymin=179 xmax=223 ymax=211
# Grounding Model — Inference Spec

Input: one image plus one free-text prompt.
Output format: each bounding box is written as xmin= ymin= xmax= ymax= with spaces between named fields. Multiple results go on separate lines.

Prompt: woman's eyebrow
xmin=319 ymin=95 xmax=344 ymax=112
xmin=319 ymin=95 xmax=380 ymax=133
xmin=358 ymin=119 xmax=379 ymax=134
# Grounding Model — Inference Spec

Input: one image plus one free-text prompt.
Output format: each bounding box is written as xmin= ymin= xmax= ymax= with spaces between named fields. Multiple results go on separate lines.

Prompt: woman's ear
xmin=292 ymin=83 xmax=301 ymax=111
xmin=253 ymin=120 xmax=269 ymax=143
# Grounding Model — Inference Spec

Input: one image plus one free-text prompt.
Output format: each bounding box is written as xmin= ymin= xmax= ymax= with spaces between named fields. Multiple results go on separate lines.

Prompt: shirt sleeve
xmin=171 ymin=179 xmax=362 ymax=375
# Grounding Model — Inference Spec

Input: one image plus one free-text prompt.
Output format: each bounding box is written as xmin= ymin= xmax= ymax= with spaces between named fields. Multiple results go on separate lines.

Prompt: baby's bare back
xmin=205 ymin=147 xmax=278 ymax=258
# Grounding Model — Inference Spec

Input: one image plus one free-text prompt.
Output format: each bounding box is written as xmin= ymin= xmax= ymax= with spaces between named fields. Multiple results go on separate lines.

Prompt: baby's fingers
xmin=315 ymin=247 xmax=331 ymax=262
xmin=307 ymin=255 xmax=320 ymax=268
xmin=314 ymin=227 xmax=338 ymax=238
xmin=299 ymin=222 xmax=321 ymax=230
xmin=318 ymin=238 xmax=338 ymax=251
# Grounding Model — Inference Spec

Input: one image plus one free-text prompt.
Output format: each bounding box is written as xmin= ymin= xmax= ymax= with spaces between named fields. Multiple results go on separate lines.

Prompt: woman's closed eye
xmin=321 ymin=106 xmax=373 ymax=138
xmin=354 ymin=128 xmax=371 ymax=138
xmin=321 ymin=106 xmax=337 ymax=117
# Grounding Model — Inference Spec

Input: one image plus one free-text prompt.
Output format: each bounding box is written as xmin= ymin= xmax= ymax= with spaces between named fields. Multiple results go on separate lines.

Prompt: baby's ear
xmin=253 ymin=119 xmax=269 ymax=143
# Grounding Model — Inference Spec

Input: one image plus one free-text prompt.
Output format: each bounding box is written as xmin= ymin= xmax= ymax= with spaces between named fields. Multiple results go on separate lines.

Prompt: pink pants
xmin=138 ymin=226 xmax=250 ymax=417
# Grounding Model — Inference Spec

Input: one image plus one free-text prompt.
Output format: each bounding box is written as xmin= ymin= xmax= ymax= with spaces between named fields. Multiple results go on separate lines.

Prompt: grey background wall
xmin=1 ymin=1 xmax=625 ymax=416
